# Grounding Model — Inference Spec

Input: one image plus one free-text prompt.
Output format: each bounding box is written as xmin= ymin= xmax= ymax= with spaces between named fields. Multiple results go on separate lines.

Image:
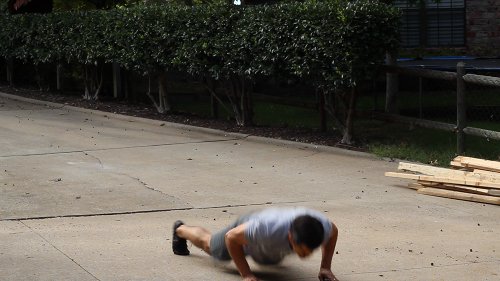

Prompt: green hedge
xmin=0 ymin=1 xmax=400 ymax=88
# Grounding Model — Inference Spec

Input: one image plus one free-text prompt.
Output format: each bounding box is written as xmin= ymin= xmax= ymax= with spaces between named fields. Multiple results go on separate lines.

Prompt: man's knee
xmin=202 ymin=236 xmax=211 ymax=254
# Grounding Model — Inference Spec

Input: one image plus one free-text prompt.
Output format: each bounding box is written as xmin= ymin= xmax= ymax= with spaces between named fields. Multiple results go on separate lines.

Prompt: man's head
xmin=288 ymin=215 xmax=324 ymax=258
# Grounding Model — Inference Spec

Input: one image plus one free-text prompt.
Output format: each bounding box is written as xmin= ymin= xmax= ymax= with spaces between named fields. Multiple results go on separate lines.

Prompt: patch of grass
xmin=355 ymin=120 xmax=455 ymax=165
xmin=357 ymin=119 xmax=500 ymax=166
xmin=171 ymin=94 xmax=500 ymax=166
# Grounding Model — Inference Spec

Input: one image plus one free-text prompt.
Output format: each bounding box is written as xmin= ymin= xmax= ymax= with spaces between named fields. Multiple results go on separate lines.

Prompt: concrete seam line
xmin=1 ymin=200 xmax=309 ymax=221
xmin=0 ymin=91 xmax=377 ymax=158
xmin=0 ymin=138 xmax=241 ymax=158
xmin=19 ymin=221 xmax=102 ymax=281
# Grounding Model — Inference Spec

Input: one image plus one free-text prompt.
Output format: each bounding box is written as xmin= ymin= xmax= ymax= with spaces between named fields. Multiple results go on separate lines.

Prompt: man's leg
xmin=172 ymin=214 xmax=253 ymax=260
xmin=172 ymin=220 xmax=236 ymax=261
xmin=176 ymin=225 xmax=212 ymax=254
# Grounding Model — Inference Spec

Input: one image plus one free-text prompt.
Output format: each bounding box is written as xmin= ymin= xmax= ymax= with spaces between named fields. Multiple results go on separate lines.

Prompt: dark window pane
xmin=394 ymin=0 xmax=465 ymax=48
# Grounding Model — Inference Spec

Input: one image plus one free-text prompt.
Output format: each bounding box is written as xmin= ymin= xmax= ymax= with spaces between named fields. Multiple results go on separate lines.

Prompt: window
xmin=393 ymin=0 xmax=465 ymax=48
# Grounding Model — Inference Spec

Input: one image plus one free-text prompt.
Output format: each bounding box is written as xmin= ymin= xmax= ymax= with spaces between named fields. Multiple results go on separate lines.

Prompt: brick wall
xmin=466 ymin=0 xmax=500 ymax=56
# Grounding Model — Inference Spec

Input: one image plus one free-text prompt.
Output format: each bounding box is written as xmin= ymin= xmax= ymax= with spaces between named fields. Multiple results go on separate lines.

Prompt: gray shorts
xmin=209 ymin=215 xmax=251 ymax=261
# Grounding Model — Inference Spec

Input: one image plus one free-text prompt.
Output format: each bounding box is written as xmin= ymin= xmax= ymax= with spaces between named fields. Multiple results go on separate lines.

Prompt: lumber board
xmin=385 ymin=172 xmax=500 ymax=190
xmin=409 ymin=182 xmax=500 ymax=196
xmin=490 ymin=189 xmax=500 ymax=196
xmin=417 ymin=180 xmax=485 ymax=190
xmin=417 ymin=180 xmax=500 ymax=196
xmin=450 ymin=161 xmax=471 ymax=170
xmin=472 ymin=169 xmax=500 ymax=179
xmin=399 ymin=162 xmax=460 ymax=176
xmin=452 ymin=156 xmax=500 ymax=173
xmin=416 ymin=181 xmax=494 ymax=196
xmin=407 ymin=183 xmax=423 ymax=190
xmin=457 ymin=164 xmax=500 ymax=173
xmin=398 ymin=162 xmax=500 ymax=183
xmin=417 ymin=187 xmax=500 ymax=205
xmin=417 ymin=180 xmax=441 ymax=186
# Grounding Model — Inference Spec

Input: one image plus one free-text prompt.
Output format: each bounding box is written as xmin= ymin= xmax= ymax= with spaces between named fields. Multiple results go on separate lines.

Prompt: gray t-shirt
xmin=242 ymin=207 xmax=332 ymax=265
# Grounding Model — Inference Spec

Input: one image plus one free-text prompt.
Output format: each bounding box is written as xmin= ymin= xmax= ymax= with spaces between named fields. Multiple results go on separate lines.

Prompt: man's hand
xmin=318 ymin=268 xmax=338 ymax=281
xmin=242 ymin=274 xmax=260 ymax=281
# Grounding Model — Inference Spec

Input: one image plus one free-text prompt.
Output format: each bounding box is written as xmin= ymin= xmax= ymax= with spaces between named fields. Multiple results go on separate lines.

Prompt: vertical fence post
xmin=385 ymin=52 xmax=399 ymax=113
xmin=456 ymin=62 xmax=466 ymax=154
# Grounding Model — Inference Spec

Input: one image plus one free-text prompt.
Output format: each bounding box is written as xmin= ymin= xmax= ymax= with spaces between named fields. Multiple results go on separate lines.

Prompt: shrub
xmin=0 ymin=1 xmax=400 ymax=140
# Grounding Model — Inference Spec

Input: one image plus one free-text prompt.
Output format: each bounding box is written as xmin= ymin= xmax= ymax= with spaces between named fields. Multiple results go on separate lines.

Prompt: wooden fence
xmin=2 ymin=58 xmax=499 ymax=154
xmin=382 ymin=61 xmax=500 ymax=154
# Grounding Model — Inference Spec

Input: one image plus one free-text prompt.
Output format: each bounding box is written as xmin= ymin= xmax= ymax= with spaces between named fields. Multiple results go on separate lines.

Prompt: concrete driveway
xmin=0 ymin=93 xmax=498 ymax=281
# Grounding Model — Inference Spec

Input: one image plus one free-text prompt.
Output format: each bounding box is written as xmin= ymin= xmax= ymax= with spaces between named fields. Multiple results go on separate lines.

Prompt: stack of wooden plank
xmin=385 ymin=156 xmax=500 ymax=205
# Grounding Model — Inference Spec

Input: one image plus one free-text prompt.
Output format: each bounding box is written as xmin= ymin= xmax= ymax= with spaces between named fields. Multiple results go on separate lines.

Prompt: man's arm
xmin=319 ymin=222 xmax=339 ymax=281
xmin=225 ymin=223 xmax=259 ymax=281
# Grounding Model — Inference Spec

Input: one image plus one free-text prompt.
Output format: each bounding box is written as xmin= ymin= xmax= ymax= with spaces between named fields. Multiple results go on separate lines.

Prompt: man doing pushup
xmin=172 ymin=207 xmax=339 ymax=281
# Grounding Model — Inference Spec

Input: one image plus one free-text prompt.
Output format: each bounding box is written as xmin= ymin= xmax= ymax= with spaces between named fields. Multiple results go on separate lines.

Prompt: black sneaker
xmin=172 ymin=220 xmax=190 ymax=255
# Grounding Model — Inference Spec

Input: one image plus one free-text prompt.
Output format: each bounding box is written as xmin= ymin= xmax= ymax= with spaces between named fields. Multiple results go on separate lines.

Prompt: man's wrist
xmin=320 ymin=265 xmax=332 ymax=270
xmin=320 ymin=267 xmax=332 ymax=272
xmin=241 ymin=273 xmax=257 ymax=281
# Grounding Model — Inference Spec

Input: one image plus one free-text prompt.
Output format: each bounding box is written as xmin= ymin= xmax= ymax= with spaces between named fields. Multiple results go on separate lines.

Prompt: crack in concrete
xmin=0 ymin=138 xmax=242 ymax=158
xmin=19 ymin=221 xmax=101 ymax=281
xmin=2 ymin=200 xmax=308 ymax=221
xmin=127 ymin=174 xmax=170 ymax=196
xmin=83 ymin=152 xmax=103 ymax=168
xmin=108 ymin=170 xmax=188 ymax=204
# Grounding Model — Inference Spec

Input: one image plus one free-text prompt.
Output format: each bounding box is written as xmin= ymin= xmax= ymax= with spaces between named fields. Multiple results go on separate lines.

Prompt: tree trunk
xmin=112 ymin=62 xmax=123 ymax=99
xmin=82 ymin=63 xmax=103 ymax=101
xmin=323 ymin=89 xmax=346 ymax=134
xmin=204 ymin=77 xmax=232 ymax=119
xmin=229 ymin=78 xmax=244 ymax=126
xmin=240 ymin=77 xmax=253 ymax=126
xmin=157 ymin=71 xmax=171 ymax=113
xmin=93 ymin=67 xmax=104 ymax=100
xmin=83 ymin=65 xmax=92 ymax=100
xmin=56 ymin=63 xmax=64 ymax=92
xmin=35 ymin=65 xmax=43 ymax=91
xmin=145 ymin=72 xmax=171 ymax=114
xmin=6 ymin=58 xmax=13 ymax=86
xmin=385 ymin=52 xmax=399 ymax=114
xmin=224 ymin=76 xmax=254 ymax=127
xmin=34 ymin=63 xmax=51 ymax=91
xmin=206 ymin=79 xmax=219 ymax=118
xmin=341 ymin=87 xmax=358 ymax=145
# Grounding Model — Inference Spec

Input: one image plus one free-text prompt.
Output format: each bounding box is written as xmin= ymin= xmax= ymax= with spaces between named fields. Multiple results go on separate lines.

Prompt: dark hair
xmin=290 ymin=215 xmax=324 ymax=249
